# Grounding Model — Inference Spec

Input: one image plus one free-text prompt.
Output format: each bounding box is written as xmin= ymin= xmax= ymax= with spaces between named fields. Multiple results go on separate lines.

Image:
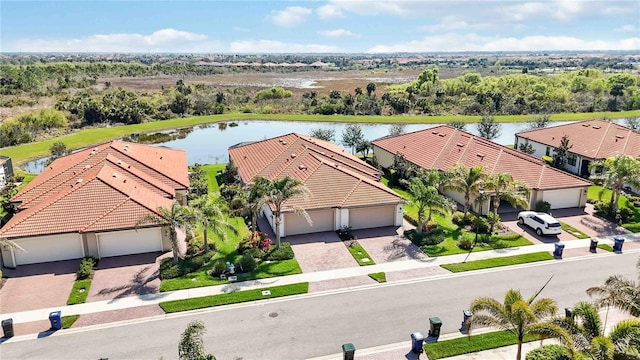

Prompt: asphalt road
xmin=2 ymin=253 xmax=638 ymax=360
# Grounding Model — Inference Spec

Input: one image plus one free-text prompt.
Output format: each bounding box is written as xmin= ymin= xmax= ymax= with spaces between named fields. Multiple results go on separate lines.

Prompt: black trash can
xmin=49 ymin=311 xmax=62 ymax=330
xmin=342 ymin=343 xmax=355 ymax=360
xmin=565 ymin=307 xmax=573 ymax=319
xmin=2 ymin=318 xmax=14 ymax=338
xmin=589 ymin=239 xmax=598 ymax=253
xmin=613 ymin=237 xmax=625 ymax=253
xmin=429 ymin=317 xmax=442 ymax=338
xmin=462 ymin=310 xmax=472 ymax=328
xmin=410 ymin=332 xmax=424 ymax=353
xmin=553 ymin=242 xmax=565 ymax=259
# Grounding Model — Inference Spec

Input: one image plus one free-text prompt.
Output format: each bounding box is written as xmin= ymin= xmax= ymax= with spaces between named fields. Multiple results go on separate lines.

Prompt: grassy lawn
xmin=368 ymin=272 xmax=386 ymax=283
xmin=424 ymin=331 xmax=538 ymax=360
xmin=3 ymin=111 xmax=639 ymax=165
xmin=598 ymin=243 xmax=614 ymax=252
xmin=61 ymin=315 xmax=80 ymax=329
xmin=345 ymin=241 xmax=376 ymax=266
xmin=66 ymin=279 xmax=92 ymax=305
xmin=440 ymin=252 xmax=554 ymax=273
xmin=201 ymin=163 xmax=226 ymax=194
xmin=160 ymin=282 xmax=309 ymax=313
xmin=587 ymin=186 xmax=635 ymax=211
xmin=560 ymin=222 xmax=590 ymax=239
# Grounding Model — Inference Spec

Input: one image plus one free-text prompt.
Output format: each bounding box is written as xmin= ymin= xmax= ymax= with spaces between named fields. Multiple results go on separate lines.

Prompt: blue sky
xmin=1 ymin=0 xmax=639 ymax=53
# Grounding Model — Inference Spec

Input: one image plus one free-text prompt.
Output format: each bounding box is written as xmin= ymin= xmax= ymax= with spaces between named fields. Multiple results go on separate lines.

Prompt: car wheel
xmin=518 ymin=218 xmax=524 ymax=225
xmin=536 ymin=228 xmax=543 ymax=236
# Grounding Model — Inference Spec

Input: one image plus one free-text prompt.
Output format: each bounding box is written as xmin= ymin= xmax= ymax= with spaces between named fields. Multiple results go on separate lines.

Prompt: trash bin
xmin=553 ymin=242 xmax=565 ymax=258
xmin=429 ymin=317 xmax=442 ymax=338
xmin=462 ymin=309 xmax=472 ymax=328
xmin=589 ymin=239 xmax=598 ymax=253
xmin=1 ymin=318 xmax=14 ymax=338
xmin=565 ymin=307 xmax=573 ymax=319
xmin=342 ymin=343 xmax=355 ymax=360
xmin=49 ymin=310 xmax=62 ymax=330
xmin=613 ymin=237 xmax=625 ymax=253
xmin=410 ymin=332 xmax=424 ymax=353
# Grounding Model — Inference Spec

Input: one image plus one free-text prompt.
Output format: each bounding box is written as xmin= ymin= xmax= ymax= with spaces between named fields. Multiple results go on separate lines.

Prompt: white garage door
xmin=285 ymin=209 xmax=334 ymax=236
xmin=349 ymin=205 xmax=395 ymax=230
xmin=542 ymin=188 xmax=582 ymax=209
xmin=14 ymin=234 xmax=84 ymax=265
xmin=98 ymin=228 xmax=163 ymax=258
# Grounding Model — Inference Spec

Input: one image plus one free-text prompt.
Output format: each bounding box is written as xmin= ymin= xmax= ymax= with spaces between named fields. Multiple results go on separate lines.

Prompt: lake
xmin=22 ymin=119 xmax=579 ymax=173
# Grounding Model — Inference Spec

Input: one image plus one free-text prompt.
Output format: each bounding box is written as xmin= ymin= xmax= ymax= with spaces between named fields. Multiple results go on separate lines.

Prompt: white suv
xmin=517 ymin=211 xmax=562 ymax=236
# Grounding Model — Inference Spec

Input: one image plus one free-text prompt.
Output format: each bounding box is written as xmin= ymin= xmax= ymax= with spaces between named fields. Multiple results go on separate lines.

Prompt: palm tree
xmin=244 ymin=177 xmax=270 ymax=235
xmin=445 ymin=164 xmax=486 ymax=215
xmin=587 ymin=274 xmax=640 ymax=320
xmin=484 ymin=173 xmax=530 ymax=216
xmin=178 ymin=320 xmax=214 ymax=360
xmin=190 ymin=196 xmax=237 ymax=254
xmin=405 ymin=169 xmax=452 ymax=233
xmin=553 ymin=301 xmax=640 ymax=360
xmin=137 ymin=201 xmax=196 ymax=265
xmin=469 ymin=289 xmax=573 ymax=360
xmin=590 ymin=154 xmax=640 ymax=216
xmin=261 ymin=176 xmax=311 ymax=248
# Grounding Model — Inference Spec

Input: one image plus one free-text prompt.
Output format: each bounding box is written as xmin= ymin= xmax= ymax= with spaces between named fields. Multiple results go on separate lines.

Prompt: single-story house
xmin=372 ymin=125 xmax=592 ymax=214
xmin=0 ymin=141 xmax=189 ymax=268
xmin=515 ymin=119 xmax=640 ymax=177
xmin=228 ymin=133 xmax=404 ymax=237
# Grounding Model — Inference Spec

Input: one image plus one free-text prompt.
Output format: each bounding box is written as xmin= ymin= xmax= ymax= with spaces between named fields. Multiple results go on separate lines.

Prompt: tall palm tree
xmin=469 ymin=289 xmax=573 ymax=360
xmin=587 ymin=274 xmax=640 ymax=319
xmin=137 ymin=201 xmax=196 ymax=265
xmin=405 ymin=169 xmax=452 ymax=233
xmin=190 ymin=196 xmax=236 ymax=254
xmin=590 ymin=154 xmax=640 ymax=216
xmin=553 ymin=301 xmax=640 ymax=360
xmin=260 ymin=176 xmax=311 ymax=248
xmin=484 ymin=173 xmax=530 ymax=216
xmin=244 ymin=177 xmax=270 ymax=235
xmin=445 ymin=164 xmax=486 ymax=215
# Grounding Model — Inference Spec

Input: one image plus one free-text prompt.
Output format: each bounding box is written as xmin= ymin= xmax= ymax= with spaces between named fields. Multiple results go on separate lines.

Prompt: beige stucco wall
xmin=372 ymin=145 xmax=396 ymax=168
xmin=84 ymin=233 xmax=99 ymax=258
xmin=1 ymin=244 xmax=16 ymax=268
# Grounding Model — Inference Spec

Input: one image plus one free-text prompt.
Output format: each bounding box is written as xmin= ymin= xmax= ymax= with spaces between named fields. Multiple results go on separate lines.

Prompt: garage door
xmin=14 ymin=234 xmax=84 ymax=265
xmin=284 ymin=209 xmax=334 ymax=236
xmin=98 ymin=228 xmax=163 ymax=258
xmin=542 ymin=188 xmax=582 ymax=209
xmin=349 ymin=205 xmax=395 ymax=230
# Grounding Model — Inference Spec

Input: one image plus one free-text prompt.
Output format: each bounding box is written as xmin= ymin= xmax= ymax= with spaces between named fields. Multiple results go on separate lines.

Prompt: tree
xmin=49 ymin=141 xmax=67 ymax=159
xmin=366 ymin=82 xmax=376 ymax=97
xmin=476 ymin=115 xmax=502 ymax=140
xmin=354 ymin=87 xmax=363 ymax=97
xmin=518 ymin=140 xmax=535 ymax=155
xmin=178 ymin=320 xmax=215 ymax=360
xmin=188 ymin=164 xmax=208 ymax=201
xmin=469 ymin=289 xmax=572 ymax=360
xmin=136 ymin=202 xmax=196 ymax=264
xmin=624 ymin=117 xmax=640 ymax=130
xmin=405 ymin=169 xmax=451 ymax=233
xmin=484 ymin=173 xmax=530 ymax=219
xmin=309 ymin=128 xmax=335 ymax=142
xmin=261 ymin=176 xmax=310 ymax=248
xmin=244 ymin=177 xmax=270 ymax=234
xmin=388 ymin=124 xmax=406 ymax=136
xmin=190 ymin=196 xmax=236 ymax=254
xmin=445 ymin=164 xmax=486 ymax=215
xmin=589 ymin=154 xmax=640 ymax=216
xmin=356 ymin=139 xmax=372 ymax=158
xmin=448 ymin=120 xmax=467 ymax=131
xmin=553 ymin=134 xmax=573 ymax=169
xmin=587 ymin=274 xmax=640 ymax=319
xmin=341 ymin=124 xmax=365 ymax=154
xmin=528 ymin=114 xmax=551 ymax=129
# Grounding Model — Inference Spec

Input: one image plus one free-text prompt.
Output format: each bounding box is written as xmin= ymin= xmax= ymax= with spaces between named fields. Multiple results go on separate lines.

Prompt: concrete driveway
xmin=86 ymin=253 xmax=161 ymax=302
xmin=286 ymin=232 xmax=357 ymax=272
xmin=0 ymin=260 xmax=78 ymax=313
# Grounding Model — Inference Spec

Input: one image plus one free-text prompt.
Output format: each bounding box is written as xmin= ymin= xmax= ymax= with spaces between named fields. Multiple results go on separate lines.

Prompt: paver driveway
xmin=501 ymin=212 xmax=574 ymax=245
xmin=86 ymin=253 xmax=161 ymax=302
xmin=353 ymin=223 xmax=429 ymax=263
xmin=0 ymin=260 xmax=77 ymax=313
xmin=286 ymin=232 xmax=357 ymax=272
xmin=553 ymin=204 xmax=631 ymax=238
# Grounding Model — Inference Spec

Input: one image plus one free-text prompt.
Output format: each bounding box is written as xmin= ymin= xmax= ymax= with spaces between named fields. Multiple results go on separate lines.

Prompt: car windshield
xmin=548 ymin=223 xmax=561 ymax=228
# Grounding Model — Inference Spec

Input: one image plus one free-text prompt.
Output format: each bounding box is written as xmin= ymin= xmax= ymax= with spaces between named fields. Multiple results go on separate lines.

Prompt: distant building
xmin=0 ymin=156 xmax=14 ymax=188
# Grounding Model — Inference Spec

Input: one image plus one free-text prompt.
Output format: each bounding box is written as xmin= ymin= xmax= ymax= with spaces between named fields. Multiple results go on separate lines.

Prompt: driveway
xmin=501 ymin=212 xmax=574 ymax=245
xmin=286 ymin=232 xmax=357 ymax=272
xmin=86 ymin=253 xmax=161 ymax=302
xmin=552 ymin=204 xmax=631 ymax=238
xmin=353 ymin=223 xmax=430 ymax=263
xmin=0 ymin=260 xmax=78 ymax=313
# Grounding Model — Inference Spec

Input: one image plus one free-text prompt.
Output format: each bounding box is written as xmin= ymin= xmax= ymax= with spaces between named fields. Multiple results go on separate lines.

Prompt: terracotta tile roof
xmin=372 ymin=125 xmax=591 ymax=190
xmin=229 ymin=134 xmax=402 ymax=212
xmin=516 ymin=119 xmax=640 ymax=160
xmin=0 ymin=163 xmax=172 ymax=239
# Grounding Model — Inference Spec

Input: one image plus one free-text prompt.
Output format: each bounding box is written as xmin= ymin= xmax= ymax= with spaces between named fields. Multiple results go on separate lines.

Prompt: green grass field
xmin=560 ymin=222 xmax=590 ymax=239
xmin=66 ymin=279 xmax=92 ymax=305
xmin=345 ymin=241 xmax=376 ymax=266
xmin=368 ymin=272 xmax=386 ymax=283
xmin=61 ymin=315 xmax=80 ymax=329
xmin=201 ymin=164 xmax=226 ymax=194
xmin=424 ymin=331 xmax=538 ymax=359
xmin=440 ymin=252 xmax=554 ymax=272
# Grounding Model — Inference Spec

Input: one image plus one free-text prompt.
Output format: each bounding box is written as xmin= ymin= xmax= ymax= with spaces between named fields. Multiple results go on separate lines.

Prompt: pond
xmin=22 ymin=118 xmax=594 ymax=173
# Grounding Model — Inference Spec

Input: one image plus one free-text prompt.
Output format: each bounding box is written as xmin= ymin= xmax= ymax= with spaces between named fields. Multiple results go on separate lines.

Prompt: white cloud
xmin=230 ymin=40 xmax=340 ymax=53
xmin=419 ymin=16 xmax=494 ymax=32
xmin=9 ymin=28 xmax=220 ymax=53
xmin=614 ymin=24 xmax=637 ymax=33
xmin=318 ymin=29 xmax=360 ymax=38
xmin=324 ymin=0 xmax=414 ymax=16
xmin=367 ymin=33 xmax=640 ymax=53
xmin=500 ymin=1 xmax=585 ymax=21
xmin=317 ymin=4 xmax=344 ymax=19
xmin=233 ymin=26 xmax=250 ymax=33
xmin=269 ymin=6 xmax=312 ymax=28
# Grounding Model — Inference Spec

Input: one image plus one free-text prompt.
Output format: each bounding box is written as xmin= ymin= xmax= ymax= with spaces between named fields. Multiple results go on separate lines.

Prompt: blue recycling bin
xmin=553 ymin=242 xmax=565 ymax=258
xmin=49 ymin=311 xmax=62 ymax=330
xmin=613 ymin=237 xmax=625 ymax=253
xmin=410 ymin=332 xmax=424 ymax=353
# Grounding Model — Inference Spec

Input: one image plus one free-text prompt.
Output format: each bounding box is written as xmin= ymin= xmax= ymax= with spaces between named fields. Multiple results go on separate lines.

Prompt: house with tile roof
xmin=228 ymin=133 xmax=404 ymax=237
xmin=0 ymin=141 xmax=189 ymax=268
xmin=515 ymin=119 xmax=640 ymax=177
xmin=372 ymin=125 xmax=592 ymax=214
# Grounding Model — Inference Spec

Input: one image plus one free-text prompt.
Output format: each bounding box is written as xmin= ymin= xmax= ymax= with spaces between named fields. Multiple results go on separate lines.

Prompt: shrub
xmin=405 ymin=229 xmax=445 ymax=247
xmin=618 ymin=207 xmax=635 ymax=224
xmin=245 ymin=247 xmax=266 ymax=260
xmin=535 ymin=200 xmax=551 ymax=214
xmin=77 ymin=257 xmax=96 ymax=280
xmin=238 ymin=253 xmax=257 ymax=272
xmin=159 ymin=252 xmax=215 ymax=280
xmin=237 ymin=237 xmax=254 ymax=255
xmin=457 ymin=239 xmax=473 ymax=250
xmin=211 ymin=260 xmax=227 ymax=277
xmin=622 ymin=222 xmax=640 ymax=233
xmin=473 ymin=216 xmax=490 ymax=234
xmin=266 ymin=242 xmax=295 ymax=261
xmin=451 ymin=211 xmax=466 ymax=226
xmin=525 ymin=345 xmax=571 ymax=360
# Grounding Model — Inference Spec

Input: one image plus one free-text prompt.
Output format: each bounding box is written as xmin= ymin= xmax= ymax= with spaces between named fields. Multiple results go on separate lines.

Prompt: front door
xmin=580 ymin=159 xmax=591 ymax=176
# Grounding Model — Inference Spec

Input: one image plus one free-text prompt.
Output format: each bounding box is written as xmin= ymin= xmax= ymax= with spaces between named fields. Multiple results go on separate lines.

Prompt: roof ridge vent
xmin=438 ymin=133 xmax=446 ymax=137
xmin=432 ymin=131 xmax=439 ymax=134
xmin=298 ymin=164 xmax=306 ymax=170
xmin=615 ymin=135 xmax=624 ymax=139
xmin=592 ymin=125 xmax=601 ymax=129
xmin=291 ymin=153 xmax=297 ymax=158
xmin=457 ymin=143 xmax=464 ymax=147
xmin=76 ymin=178 xmax=83 ymax=183
xmin=112 ymin=172 xmax=118 ymax=178
xmin=582 ymin=124 xmax=590 ymax=127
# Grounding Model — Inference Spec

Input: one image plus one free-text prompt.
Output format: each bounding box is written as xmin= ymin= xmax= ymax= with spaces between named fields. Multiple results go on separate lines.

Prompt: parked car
xmin=517 ymin=211 xmax=562 ymax=236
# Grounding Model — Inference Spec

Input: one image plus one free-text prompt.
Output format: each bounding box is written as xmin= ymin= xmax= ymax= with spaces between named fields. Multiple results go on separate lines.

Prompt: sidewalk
xmin=3 ymin=234 xmax=639 ymax=326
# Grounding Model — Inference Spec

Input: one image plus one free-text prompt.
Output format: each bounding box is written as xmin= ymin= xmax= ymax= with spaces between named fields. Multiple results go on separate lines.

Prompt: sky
xmin=1 ymin=0 xmax=639 ymax=53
